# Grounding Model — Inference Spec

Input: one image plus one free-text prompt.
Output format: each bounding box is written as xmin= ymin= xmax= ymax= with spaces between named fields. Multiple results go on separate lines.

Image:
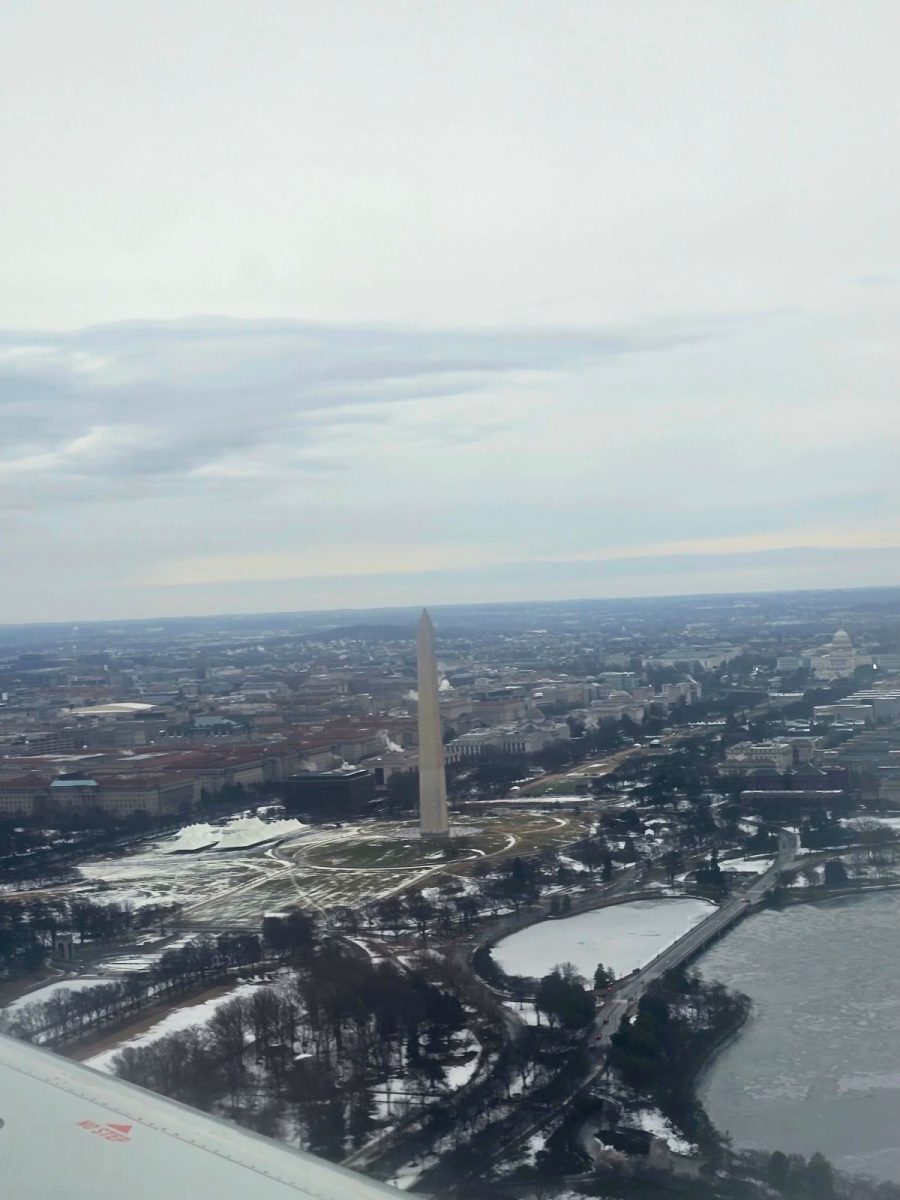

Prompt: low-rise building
xmin=0 ymin=775 xmax=48 ymax=817
xmin=739 ymin=789 xmax=846 ymax=812
xmin=722 ymin=740 xmax=794 ymax=775
xmin=444 ymin=721 xmax=569 ymax=763
xmin=281 ymin=768 xmax=376 ymax=816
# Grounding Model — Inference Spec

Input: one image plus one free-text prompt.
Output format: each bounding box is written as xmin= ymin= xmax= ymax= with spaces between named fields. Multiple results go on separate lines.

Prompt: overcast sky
xmin=2 ymin=1 xmax=899 ymax=622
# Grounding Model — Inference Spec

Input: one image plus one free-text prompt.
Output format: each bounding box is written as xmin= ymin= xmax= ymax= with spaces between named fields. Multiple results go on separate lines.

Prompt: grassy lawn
xmin=284 ymin=811 xmax=593 ymax=906
xmin=528 ymin=777 xmax=591 ymax=795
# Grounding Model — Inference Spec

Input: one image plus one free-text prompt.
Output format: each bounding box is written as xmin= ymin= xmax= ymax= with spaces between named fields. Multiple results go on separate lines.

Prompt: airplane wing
xmin=0 ymin=1033 xmax=405 ymax=1200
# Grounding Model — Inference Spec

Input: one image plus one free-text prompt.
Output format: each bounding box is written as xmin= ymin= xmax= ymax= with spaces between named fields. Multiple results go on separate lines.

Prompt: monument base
xmin=416 ymin=823 xmax=479 ymax=840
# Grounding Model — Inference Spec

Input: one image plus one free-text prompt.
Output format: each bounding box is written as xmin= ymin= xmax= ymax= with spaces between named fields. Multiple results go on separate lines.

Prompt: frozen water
xmin=493 ymin=897 xmax=715 ymax=981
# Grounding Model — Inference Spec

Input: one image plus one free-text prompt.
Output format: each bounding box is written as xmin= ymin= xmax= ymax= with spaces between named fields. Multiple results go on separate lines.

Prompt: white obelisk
xmin=417 ymin=609 xmax=449 ymax=836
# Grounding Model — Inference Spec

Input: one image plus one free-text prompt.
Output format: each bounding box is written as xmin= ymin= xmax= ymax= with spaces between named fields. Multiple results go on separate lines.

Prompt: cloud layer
xmin=1 ymin=309 xmax=898 ymax=621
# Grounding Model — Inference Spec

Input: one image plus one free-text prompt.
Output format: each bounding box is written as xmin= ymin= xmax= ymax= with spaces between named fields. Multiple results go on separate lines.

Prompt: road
xmin=519 ymin=729 xmax=700 ymax=796
xmin=469 ymin=829 xmax=800 ymax=1180
xmin=588 ymin=827 xmax=800 ymax=1056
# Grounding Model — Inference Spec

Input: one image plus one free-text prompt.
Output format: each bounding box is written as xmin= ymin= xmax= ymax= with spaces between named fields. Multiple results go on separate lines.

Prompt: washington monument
xmin=416 ymin=609 xmax=449 ymax=835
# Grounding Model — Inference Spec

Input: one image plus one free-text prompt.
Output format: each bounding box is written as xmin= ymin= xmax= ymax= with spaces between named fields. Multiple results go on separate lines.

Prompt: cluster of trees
xmin=766 ymin=1149 xmax=836 ymax=1198
xmin=0 ymin=894 xmax=177 ymax=982
xmin=593 ymin=962 xmax=615 ymax=990
xmin=609 ymin=967 xmax=750 ymax=1147
xmin=412 ymin=1032 xmax=592 ymax=1192
xmin=567 ymin=835 xmax=615 ymax=877
xmin=694 ymin=853 xmax=731 ymax=897
xmin=799 ymin=810 xmax=852 ymax=850
xmin=362 ymin=826 xmax=648 ymax=943
xmin=534 ymin=963 xmax=595 ymax=1028
xmin=110 ymin=949 xmax=468 ymax=1161
xmin=3 ymin=930 xmax=271 ymax=1042
xmin=475 ymin=942 xmax=612 ymax=1027
xmin=0 ymin=812 xmax=178 ymax=878
xmin=334 ymin=847 xmax=617 ymax=946
xmin=848 ymin=819 xmax=898 ymax=865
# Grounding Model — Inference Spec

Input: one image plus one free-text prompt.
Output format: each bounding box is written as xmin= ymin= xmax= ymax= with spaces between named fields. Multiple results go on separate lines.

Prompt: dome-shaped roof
xmin=609 ymin=690 xmax=633 ymax=701
xmin=832 ymin=629 xmax=853 ymax=647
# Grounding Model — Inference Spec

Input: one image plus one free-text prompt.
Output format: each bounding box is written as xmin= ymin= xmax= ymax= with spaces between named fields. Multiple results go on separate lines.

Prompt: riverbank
xmin=608 ymin=966 xmax=750 ymax=1156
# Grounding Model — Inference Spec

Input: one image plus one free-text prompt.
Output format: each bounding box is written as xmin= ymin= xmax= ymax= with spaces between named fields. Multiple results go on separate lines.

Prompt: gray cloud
xmin=0 ymin=304 xmax=898 ymax=622
xmin=0 ymin=314 xmax=732 ymax=498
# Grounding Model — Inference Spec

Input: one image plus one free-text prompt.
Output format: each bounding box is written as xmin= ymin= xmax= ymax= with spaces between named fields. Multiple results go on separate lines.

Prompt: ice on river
xmin=493 ymin=897 xmax=715 ymax=981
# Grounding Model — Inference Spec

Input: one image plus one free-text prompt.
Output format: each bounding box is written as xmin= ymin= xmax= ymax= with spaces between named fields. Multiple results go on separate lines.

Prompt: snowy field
xmin=72 ymin=822 xmax=450 ymax=926
xmin=77 ymin=842 xmax=279 ymax=913
xmin=60 ymin=811 xmax=586 ymax=930
xmin=493 ymin=897 xmax=716 ymax=981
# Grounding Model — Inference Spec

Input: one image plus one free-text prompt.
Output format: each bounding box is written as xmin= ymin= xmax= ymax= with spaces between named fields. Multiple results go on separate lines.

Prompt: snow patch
xmin=718 ymin=855 xmax=773 ymax=875
xmin=629 ymin=1107 xmax=698 ymax=1155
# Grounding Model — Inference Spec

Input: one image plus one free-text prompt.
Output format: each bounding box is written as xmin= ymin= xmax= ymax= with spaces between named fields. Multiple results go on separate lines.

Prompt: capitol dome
xmin=832 ymin=629 xmax=853 ymax=647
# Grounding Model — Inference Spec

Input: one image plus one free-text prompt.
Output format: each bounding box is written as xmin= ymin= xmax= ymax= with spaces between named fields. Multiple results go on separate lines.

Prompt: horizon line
xmin=1 ymin=581 xmax=899 ymax=633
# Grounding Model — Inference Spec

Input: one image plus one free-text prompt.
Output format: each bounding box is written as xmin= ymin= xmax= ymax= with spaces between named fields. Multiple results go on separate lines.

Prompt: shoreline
xmin=662 ymin=882 xmax=900 ymax=1156
xmin=690 ymin=880 xmax=900 ymax=1183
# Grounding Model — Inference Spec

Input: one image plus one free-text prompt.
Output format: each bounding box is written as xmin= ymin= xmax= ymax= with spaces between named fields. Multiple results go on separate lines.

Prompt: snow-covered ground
xmin=2 ymin=976 xmax=107 ymax=1013
xmin=74 ymin=819 xmax=313 ymax=916
xmin=558 ymin=854 xmax=590 ymax=873
xmin=626 ymin=1107 xmax=697 ymax=1155
xmin=717 ymin=855 xmax=773 ymax=875
xmin=84 ymin=980 xmax=263 ymax=1073
xmin=93 ymin=935 xmax=194 ymax=975
xmin=386 ymin=1157 xmax=435 ymax=1191
xmin=642 ymin=882 xmax=685 ymax=896
xmin=504 ymin=999 xmax=542 ymax=1026
xmin=443 ymin=1031 xmax=481 ymax=1090
xmin=493 ymin=897 xmax=716 ymax=981
xmin=521 ymin=1131 xmax=547 ymax=1164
